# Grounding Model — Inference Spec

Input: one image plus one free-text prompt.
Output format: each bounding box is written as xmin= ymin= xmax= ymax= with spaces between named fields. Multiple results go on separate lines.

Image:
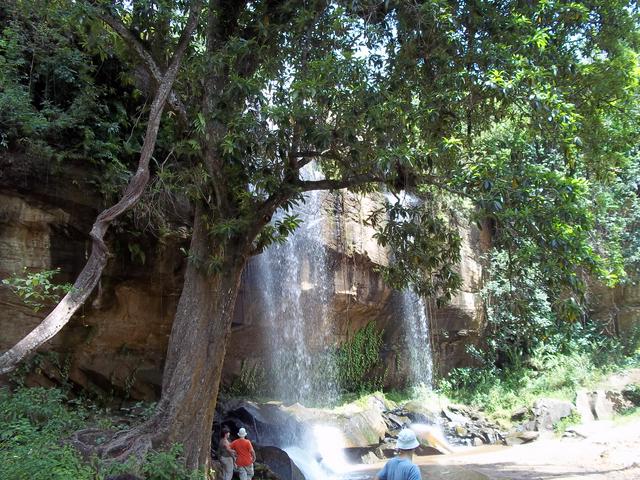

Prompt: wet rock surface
xmin=214 ymin=397 xmax=507 ymax=479
xmin=257 ymin=447 xmax=306 ymax=480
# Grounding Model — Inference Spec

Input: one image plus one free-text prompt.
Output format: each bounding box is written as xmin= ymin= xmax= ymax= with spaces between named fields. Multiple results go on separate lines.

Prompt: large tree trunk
xmin=98 ymin=203 xmax=251 ymax=471
xmin=153 ymin=205 xmax=248 ymax=468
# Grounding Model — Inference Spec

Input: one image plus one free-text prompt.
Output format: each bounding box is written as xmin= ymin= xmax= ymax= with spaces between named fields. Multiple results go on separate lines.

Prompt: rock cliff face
xmin=588 ymin=279 xmax=640 ymax=339
xmin=0 ymin=154 xmax=184 ymax=399
xmin=0 ymin=155 xmax=487 ymax=399
xmin=224 ymin=190 xmax=489 ymax=390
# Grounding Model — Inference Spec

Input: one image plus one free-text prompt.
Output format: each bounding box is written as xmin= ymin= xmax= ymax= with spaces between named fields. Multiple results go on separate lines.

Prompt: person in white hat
xmin=230 ymin=427 xmax=256 ymax=480
xmin=374 ymin=428 xmax=421 ymax=480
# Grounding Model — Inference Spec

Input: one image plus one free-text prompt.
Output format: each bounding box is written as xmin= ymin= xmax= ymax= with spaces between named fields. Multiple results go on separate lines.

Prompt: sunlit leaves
xmin=252 ymin=214 xmax=303 ymax=253
xmin=460 ymin=120 xmax=626 ymax=309
xmin=5 ymin=0 xmax=639 ymax=317
xmin=370 ymin=199 xmax=462 ymax=304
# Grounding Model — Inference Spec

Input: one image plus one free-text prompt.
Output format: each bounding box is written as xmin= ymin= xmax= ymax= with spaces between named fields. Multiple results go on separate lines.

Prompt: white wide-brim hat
xmin=396 ymin=428 xmax=420 ymax=450
xmin=238 ymin=427 xmax=248 ymax=438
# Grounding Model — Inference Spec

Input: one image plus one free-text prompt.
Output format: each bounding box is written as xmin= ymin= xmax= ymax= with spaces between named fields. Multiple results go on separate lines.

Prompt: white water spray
xmin=411 ymin=423 xmax=455 ymax=453
xmin=400 ymin=290 xmax=434 ymax=388
xmin=284 ymin=425 xmax=352 ymax=480
xmin=385 ymin=191 xmax=435 ymax=389
xmin=255 ymin=164 xmax=338 ymax=404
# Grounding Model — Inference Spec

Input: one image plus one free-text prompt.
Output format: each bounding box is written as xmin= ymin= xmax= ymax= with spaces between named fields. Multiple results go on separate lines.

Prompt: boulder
xmin=221 ymin=400 xmax=387 ymax=450
xmin=221 ymin=401 xmax=307 ymax=447
xmin=437 ymin=405 xmax=504 ymax=446
xmin=563 ymin=427 xmax=589 ymax=439
xmin=335 ymin=407 xmax=388 ymax=447
xmin=592 ymin=390 xmax=614 ymax=421
xmin=442 ymin=407 xmax=470 ymax=425
xmin=532 ymin=398 xmax=573 ymax=431
xmin=416 ymin=445 xmax=447 ymax=455
xmin=258 ymin=446 xmax=305 ymax=480
xmin=606 ymin=390 xmax=634 ymax=412
xmin=361 ymin=451 xmax=381 ymax=464
xmin=402 ymin=401 xmax=439 ymax=425
xmin=287 ymin=402 xmax=387 ymax=447
xmin=510 ymin=407 xmax=530 ymax=422
xmin=505 ymin=431 xmax=539 ymax=446
xmin=385 ymin=413 xmax=410 ymax=429
xmin=622 ymin=384 xmax=640 ymax=406
xmin=377 ymin=438 xmax=398 ymax=458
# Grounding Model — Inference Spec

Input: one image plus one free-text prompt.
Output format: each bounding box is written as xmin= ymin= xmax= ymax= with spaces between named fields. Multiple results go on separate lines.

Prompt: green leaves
xmin=0 ymin=387 xmax=204 ymax=480
xmin=253 ymin=214 xmax=303 ymax=253
xmin=371 ymin=196 xmax=462 ymax=304
xmin=1 ymin=1 xmax=120 ymax=160
xmin=0 ymin=387 xmax=92 ymax=480
xmin=461 ymin=120 xmax=612 ymax=296
xmin=2 ymin=268 xmax=73 ymax=312
xmin=481 ymin=249 xmax=555 ymax=366
xmin=4 ymin=0 xmax=639 ymax=335
xmin=334 ymin=321 xmax=385 ymax=394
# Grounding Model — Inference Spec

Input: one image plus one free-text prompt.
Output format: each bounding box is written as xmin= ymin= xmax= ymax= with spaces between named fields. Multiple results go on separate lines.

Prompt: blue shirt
xmin=377 ymin=457 xmax=421 ymax=480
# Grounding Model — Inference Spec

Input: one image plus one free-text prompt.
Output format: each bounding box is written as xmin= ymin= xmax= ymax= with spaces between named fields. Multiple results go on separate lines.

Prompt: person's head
xmin=238 ymin=427 xmax=248 ymax=438
xmin=221 ymin=426 xmax=230 ymax=439
xmin=396 ymin=428 xmax=419 ymax=453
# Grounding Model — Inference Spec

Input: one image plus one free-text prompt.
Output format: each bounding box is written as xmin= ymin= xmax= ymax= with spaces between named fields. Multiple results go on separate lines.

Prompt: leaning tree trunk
xmin=0 ymin=3 xmax=201 ymax=376
xmin=97 ymin=203 xmax=251 ymax=471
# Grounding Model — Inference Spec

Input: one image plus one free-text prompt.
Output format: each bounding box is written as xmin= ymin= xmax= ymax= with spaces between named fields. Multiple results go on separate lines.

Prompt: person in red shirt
xmin=230 ymin=427 xmax=256 ymax=480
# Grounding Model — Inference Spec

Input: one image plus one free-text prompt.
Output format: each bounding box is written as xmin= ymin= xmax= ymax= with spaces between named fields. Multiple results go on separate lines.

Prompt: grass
xmin=0 ymin=387 xmax=203 ymax=480
xmin=553 ymin=411 xmax=582 ymax=435
xmin=438 ymin=349 xmax=640 ymax=426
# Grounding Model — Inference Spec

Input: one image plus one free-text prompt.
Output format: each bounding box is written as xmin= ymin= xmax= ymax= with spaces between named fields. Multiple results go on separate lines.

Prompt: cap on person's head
xmin=238 ymin=427 xmax=248 ymax=438
xmin=396 ymin=428 xmax=419 ymax=450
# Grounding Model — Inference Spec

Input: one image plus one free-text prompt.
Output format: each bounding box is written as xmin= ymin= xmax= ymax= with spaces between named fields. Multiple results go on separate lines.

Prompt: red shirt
xmin=230 ymin=438 xmax=254 ymax=467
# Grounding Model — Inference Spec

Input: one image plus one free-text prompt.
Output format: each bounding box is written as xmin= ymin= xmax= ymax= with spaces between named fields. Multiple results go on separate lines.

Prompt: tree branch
xmin=0 ymin=1 xmax=203 ymax=375
xmin=295 ymin=173 xmax=386 ymax=192
xmin=288 ymin=149 xmax=339 ymax=171
xmin=94 ymin=8 xmax=189 ymax=125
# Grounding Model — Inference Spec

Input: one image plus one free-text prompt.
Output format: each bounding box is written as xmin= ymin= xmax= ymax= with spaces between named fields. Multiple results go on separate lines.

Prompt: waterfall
xmin=400 ymin=289 xmax=434 ymax=388
xmin=385 ymin=191 xmax=435 ymax=389
xmin=284 ymin=425 xmax=351 ymax=480
xmin=255 ymin=165 xmax=338 ymax=404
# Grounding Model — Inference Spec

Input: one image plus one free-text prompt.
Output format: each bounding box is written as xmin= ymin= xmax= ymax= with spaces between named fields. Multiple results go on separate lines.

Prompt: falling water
xmin=255 ymin=165 xmax=338 ymax=404
xmin=284 ymin=425 xmax=351 ymax=480
xmin=385 ymin=191 xmax=435 ymax=389
xmin=401 ymin=289 xmax=434 ymax=388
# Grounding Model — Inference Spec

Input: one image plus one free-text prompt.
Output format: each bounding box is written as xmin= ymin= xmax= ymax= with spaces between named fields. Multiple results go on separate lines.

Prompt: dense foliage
xmin=334 ymin=321 xmax=386 ymax=394
xmin=0 ymin=0 xmax=148 ymax=186
xmin=0 ymin=387 xmax=203 ymax=480
xmin=2 ymin=1 xmax=638 ymax=303
xmin=0 ymin=388 xmax=93 ymax=480
xmin=440 ymin=332 xmax=640 ymax=424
